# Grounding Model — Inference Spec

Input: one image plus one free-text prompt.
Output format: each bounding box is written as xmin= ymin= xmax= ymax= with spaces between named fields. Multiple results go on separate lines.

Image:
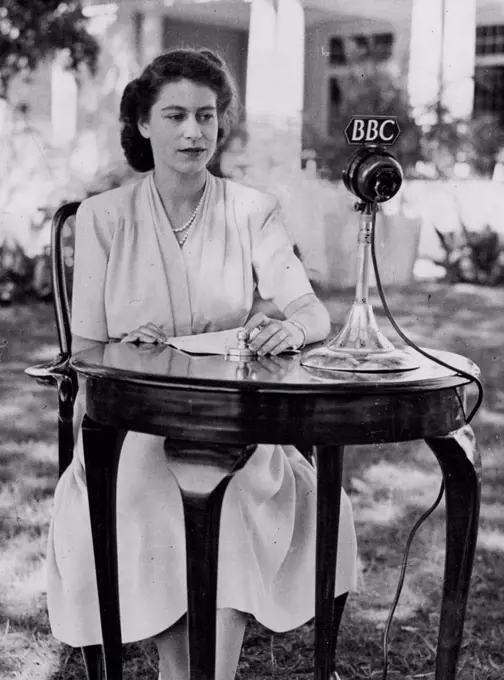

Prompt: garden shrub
xmin=434 ymin=221 xmax=504 ymax=285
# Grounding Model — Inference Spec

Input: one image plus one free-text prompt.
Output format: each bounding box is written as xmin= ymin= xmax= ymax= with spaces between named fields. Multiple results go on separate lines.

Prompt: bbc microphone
xmin=342 ymin=145 xmax=404 ymax=204
xmin=301 ymin=115 xmax=420 ymax=373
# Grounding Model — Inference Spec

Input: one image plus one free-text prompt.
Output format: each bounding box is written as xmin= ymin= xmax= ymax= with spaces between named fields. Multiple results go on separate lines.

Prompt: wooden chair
xmin=25 ymin=203 xmax=79 ymax=475
xmin=25 ymin=202 xmax=105 ymax=678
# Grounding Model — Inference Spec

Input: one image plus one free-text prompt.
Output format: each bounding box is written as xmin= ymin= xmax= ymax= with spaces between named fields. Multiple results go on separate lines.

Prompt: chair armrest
xmin=25 ymin=354 xmax=74 ymax=387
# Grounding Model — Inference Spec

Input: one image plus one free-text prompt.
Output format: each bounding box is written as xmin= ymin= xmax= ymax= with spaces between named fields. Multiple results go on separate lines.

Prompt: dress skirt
xmin=46 ymin=393 xmax=357 ymax=648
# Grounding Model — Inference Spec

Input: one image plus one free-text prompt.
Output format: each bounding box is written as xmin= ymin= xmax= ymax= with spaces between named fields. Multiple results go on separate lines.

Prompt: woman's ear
xmin=138 ymin=119 xmax=150 ymax=139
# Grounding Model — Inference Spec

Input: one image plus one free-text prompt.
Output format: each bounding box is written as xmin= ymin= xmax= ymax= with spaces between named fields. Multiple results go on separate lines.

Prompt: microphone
xmin=301 ymin=119 xmax=420 ymax=373
xmin=342 ymin=145 xmax=403 ymax=204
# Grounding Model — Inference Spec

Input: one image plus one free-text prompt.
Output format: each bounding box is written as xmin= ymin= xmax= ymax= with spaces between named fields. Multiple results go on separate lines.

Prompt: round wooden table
xmin=71 ymin=342 xmax=481 ymax=680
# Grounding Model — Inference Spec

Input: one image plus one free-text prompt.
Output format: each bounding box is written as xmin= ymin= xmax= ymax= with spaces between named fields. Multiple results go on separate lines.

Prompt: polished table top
xmin=71 ymin=342 xmax=478 ymax=393
xmin=71 ymin=342 xmax=479 ymax=446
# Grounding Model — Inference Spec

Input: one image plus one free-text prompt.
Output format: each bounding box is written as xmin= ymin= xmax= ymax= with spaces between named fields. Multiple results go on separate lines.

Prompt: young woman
xmin=47 ymin=48 xmax=357 ymax=680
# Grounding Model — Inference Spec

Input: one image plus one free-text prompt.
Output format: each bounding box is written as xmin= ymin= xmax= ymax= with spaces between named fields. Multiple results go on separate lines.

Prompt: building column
xmin=245 ymin=0 xmax=305 ymax=186
xmin=245 ymin=0 xmax=277 ymax=122
xmin=51 ymin=51 xmax=78 ymax=147
xmin=75 ymin=2 xmax=139 ymax=171
xmin=408 ymin=0 xmax=477 ymax=121
xmin=441 ymin=0 xmax=476 ymax=119
xmin=141 ymin=10 xmax=164 ymax=65
xmin=274 ymin=0 xmax=305 ymax=166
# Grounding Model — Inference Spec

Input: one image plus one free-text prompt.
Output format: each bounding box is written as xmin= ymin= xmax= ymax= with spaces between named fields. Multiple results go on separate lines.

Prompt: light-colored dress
xmin=46 ymin=171 xmax=357 ymax=647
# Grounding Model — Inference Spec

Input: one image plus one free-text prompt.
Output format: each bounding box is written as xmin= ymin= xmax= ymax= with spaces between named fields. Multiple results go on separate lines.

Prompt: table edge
xmin=71 ymin=357 xmax=473 ymax=394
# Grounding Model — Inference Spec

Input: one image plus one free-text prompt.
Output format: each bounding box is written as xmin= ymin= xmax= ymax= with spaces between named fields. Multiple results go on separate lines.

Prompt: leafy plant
xmin=434 ymin=221 xmax=504 ymax=286
xmin=0 ymin=235 xmax=36 ymax=304
xmin=302 ymin=63 xmax=504 ymax=181
xmin=421 ymin=108 xmax=504 ymax=179
xmin=302 ymin=64 xmax=423 ymax=181
xmin=0 ymin=0 xmax=99 ymax=98
xmin=465 ymin=114 xmax=504 ymax=177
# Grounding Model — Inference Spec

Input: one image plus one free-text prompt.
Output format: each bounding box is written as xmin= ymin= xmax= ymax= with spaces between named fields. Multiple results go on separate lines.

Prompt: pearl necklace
xmin=172 ymin=184 xmax=207 ymax=233
xmin=177 ymin=218 xmax=198 ymax=247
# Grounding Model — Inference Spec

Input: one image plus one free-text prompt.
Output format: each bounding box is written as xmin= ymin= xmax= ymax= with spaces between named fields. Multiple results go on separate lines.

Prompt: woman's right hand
xmin=120 ymin=323 xmax=167 ymax=344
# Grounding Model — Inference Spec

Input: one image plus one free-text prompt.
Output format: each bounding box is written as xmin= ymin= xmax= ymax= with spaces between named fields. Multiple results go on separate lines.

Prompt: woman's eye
xmin=165 ymin=114 xmax=184 ymax=122
xmin=199 ymin=113 xmax=215 ymax=122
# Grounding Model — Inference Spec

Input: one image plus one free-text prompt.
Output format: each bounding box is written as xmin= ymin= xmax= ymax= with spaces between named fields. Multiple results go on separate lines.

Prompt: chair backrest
xmin=51 ymin=202 xmax=80 ymax=358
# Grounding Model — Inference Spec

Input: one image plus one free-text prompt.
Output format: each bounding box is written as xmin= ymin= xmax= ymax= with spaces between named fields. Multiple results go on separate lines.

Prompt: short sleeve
xmin=71 ymin=200 xmax=111 ymax=341
xmin=251 ymin=198 xmax=313 ymax=312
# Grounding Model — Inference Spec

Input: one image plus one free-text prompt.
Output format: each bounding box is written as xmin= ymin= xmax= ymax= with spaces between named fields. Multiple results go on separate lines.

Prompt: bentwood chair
xmin=25 ymin=202 xmax=106 ymax=678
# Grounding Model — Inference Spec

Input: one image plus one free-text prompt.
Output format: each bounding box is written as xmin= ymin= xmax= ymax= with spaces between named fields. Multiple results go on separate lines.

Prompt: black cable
xmin=380 ymin=481 xmax=445 ymax=680
xmin=366 ymin=199 xmax=484 ymax=679
xmin=369 ymin=200 xmax=483 ymax=424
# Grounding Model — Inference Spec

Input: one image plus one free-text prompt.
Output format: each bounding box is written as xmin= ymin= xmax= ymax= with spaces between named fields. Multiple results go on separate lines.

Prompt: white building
xmin=6 ymin=0 xmax=504 ymax=177
xmin=75 ymin=0 xmax=504 ymax=160
xmin=6 ymin=0 xmax=503 ymax=168
xmin=4 ymin=0 xmax=504 ymax=287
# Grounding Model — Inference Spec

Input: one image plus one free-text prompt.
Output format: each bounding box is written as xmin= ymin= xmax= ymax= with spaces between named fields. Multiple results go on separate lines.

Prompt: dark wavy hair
xmin=119 ymin=48 xmax=239 ymax=172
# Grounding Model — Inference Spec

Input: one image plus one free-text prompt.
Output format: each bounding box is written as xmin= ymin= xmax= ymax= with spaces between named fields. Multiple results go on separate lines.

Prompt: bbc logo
xmin=344 ymin=116 xmax=401 ymax=145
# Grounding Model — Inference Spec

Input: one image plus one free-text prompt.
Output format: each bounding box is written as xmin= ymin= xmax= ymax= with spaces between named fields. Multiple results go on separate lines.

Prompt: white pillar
xmin=408 ymin=0 xmax=444 ymax=122
xmin=441 ymin=0 xmax=476 ymax=119
xmin=244 ymin=0 xmax=277 ymax=185
xmin=245 ymin=0 xmax=305 ymax=185
xmin=408 ymin=0 xmax=477 ymax=122
xmin=275 ymin=0 xmax=305 ymax=120
xmin=274 ymin=0 xmax=305 ymax=162
xmin=77 ymin=2 xmax=139 ymax=169
xmin=51 ymin=52 xmax=78 ymax=147
xmin=141 ymin=10 xmax=164 ymax=65
xmin=245 ymin=0 xmax=277 ymax=120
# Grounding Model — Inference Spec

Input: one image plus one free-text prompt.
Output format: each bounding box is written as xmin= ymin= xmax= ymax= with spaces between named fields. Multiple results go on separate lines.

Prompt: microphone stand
xmin=301 ymin=200 xmax=420 ymax=373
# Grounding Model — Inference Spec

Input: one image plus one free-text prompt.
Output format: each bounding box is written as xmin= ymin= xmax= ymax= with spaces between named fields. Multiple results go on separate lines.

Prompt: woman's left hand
xmin=244 ymin=313 xmax=303 ymax=356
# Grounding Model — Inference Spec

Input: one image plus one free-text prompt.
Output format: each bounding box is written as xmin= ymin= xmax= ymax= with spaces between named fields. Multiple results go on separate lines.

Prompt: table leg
xmin=82 ymin=645 xmax=104 ymax=680
xmin=425 ymin=425 xmax=482 ymax=680
xmin=165 ymin=442 xmax=257 ymax=680
xmin=82 ymin=415 xmax=127 ymax=680
xmin=56 ymin=372 xmax=77 ymax=477
xmin=314 ymin=444 xmax=345 ymax=680
xmin=181 ymin=477 xmax=233 ymax=680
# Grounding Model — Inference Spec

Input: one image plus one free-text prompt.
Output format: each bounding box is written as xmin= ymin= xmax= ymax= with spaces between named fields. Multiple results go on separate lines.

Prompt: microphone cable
xmin=367 ymin=199 xmax=484 ymax=680
xmin=369 ymin=200 xmax=483 ymax=423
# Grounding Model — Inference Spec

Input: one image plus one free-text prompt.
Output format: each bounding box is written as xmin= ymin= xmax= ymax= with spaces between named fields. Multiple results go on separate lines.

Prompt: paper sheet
xmin=165 ymin=328 xmax=243 ymax=355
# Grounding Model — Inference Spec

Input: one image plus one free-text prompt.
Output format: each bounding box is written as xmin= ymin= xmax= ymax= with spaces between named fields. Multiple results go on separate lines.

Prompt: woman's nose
xmin=182 ymin=116 xmax=202 ymax=139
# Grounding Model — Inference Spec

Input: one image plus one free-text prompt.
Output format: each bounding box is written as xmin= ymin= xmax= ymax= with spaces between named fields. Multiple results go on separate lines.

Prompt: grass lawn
xmin=0 ymin=282 xmax=503 ymax=679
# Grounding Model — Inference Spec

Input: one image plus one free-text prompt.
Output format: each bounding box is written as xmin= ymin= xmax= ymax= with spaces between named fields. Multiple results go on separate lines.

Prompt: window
xmin=329 ymin=37 xmax=346 ymax=66
xmin=329 ymin=32 xmax=394 ymax=65
xmin=373 ymin=33 xmax=394 ymax=61
xmin=327 ymin=77 xmax=342 ymax=135
xmin=350 ymin=34 xmax=372 ymax=60
xmin=474 ymin=65 xmax=504 ymax=124
xmin=476 ymin=24 xmax=504 ymax=56
xmin=348 ymin=32 xmax=394 ymax=62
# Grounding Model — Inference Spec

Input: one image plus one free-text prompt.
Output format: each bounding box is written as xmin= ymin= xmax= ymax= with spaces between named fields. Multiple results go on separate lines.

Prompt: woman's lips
xmin=179 ymin=149 xmax=205 ymax=156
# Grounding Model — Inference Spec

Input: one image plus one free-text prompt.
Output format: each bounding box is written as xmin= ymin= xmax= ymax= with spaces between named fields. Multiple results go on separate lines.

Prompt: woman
xmin=47 ymin=48 xmax=357 ymax=680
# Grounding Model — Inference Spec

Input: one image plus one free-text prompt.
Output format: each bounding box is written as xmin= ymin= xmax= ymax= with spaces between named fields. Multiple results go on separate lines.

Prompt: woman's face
xmin=138 ymin=78 xmax=219 ymax=176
